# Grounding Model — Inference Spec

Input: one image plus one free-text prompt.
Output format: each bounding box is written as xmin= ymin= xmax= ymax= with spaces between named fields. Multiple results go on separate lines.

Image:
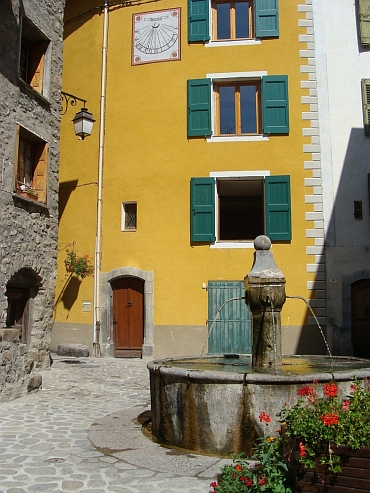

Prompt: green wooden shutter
xmin=188 ymin=0 xmax=210 ymax=42
xmin=191 ymin=177 xmax=215 ymax=242
xmin=362 ymin=79 xmax=370 ymax=136
xmin=265 ymin=175 xmax=291 ymax=241
xmin=187 ymin=79 xmax=212 ymax=137
xmin=359 ymin=0 xmax=370 ymax=45
xmin=255 ymin=0 xmax=279 ymax=38
xmin=262 ymin=75 xmax=289 ymax=134
xmin=207 ymin=281 xmax=251 ymax=355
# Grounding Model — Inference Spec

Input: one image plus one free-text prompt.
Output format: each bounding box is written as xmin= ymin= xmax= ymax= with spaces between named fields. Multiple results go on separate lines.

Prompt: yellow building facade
xmin=54 ymin=0 xmax=326 ymax=360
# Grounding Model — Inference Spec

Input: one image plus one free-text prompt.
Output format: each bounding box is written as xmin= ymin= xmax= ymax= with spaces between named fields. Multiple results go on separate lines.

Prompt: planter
xmin=18 ymin=190 xmax=38 ymax=201
xmin=295 ymin=446 xmax=370 ymax=493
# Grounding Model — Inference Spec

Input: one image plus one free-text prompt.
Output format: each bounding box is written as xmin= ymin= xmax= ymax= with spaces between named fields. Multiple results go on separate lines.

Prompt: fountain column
xmin=244 ymin=235 xmax=286 ymax=369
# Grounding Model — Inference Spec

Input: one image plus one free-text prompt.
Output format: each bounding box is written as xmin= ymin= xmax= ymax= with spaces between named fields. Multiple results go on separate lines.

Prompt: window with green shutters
xmin=359 ymin=0 xmax=370 ymax=45
xmin=262 ymin=75 xmax=289 ymax=134
xmin=190 ymin=177 xmax=216 ymax=242
xmin=188 ymin=0 xmax=210 ymax=41
xmin=361 ymin=79 xmax=370 ymax=136
xmin=190 ymin=175 xmax=291 ymax=243
xmin=187 ymin=75 xmax=289 ymax=138
xmin=188 ymin=0 xmax=279 ymax=43
xmin=187 ymin=79 xmax=212 ymax=137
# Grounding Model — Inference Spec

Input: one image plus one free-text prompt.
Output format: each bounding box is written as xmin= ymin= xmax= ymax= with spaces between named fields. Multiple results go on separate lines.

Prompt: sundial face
xmin=132 ymin=8 xmax=181 ymax=65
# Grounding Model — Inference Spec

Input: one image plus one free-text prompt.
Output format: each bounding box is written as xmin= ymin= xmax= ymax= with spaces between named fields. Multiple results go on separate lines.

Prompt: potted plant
xmin=64 ymin=250 xmax=94 ymax=279
xmin=210 ymin=413 xmax=293 ymax=493
xmin=278 ymin=378 xmax=370 ymax=491
xmin=17 ymin=183 xmax=39 ymax=200
xmin=211 ymin=380 xmax=370 ymax=493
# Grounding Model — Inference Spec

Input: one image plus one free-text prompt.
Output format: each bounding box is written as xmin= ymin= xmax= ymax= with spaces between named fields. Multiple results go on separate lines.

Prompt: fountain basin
xmin=148 ymin=355 xmax=370 ymax=456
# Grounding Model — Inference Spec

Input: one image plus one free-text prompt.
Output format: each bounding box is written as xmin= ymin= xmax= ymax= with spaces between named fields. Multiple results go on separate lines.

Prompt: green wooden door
xmin=207 ymin=281 xmax=252 ymax=354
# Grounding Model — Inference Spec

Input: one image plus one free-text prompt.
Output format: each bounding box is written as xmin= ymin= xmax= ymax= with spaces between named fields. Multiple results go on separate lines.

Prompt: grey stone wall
xmin=0 ymin=0 xmax=65 ymax=401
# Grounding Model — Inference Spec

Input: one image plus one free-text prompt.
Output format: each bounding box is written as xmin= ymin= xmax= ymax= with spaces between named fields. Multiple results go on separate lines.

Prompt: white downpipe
xmin=93 ymin=0 xmax=108 ymax=355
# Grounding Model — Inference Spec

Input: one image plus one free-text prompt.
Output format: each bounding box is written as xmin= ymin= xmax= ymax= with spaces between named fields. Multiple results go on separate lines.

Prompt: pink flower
xmin=342 ymin=400 xmax=350 ymax=411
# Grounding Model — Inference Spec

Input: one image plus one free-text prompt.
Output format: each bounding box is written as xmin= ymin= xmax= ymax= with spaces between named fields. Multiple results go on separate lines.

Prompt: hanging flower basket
xmin=64 ymin=250 xmax=94 ymax=279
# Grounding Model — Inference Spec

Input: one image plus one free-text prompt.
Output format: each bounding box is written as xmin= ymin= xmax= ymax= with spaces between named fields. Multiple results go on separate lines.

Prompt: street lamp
xmin=61 ymin=91 xmax=95 ymax=140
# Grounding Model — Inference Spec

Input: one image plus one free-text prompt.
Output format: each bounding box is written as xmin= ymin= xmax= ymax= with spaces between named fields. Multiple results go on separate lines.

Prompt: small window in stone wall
xmin=19 ymin=15 xmax=50 ymax=97
xmin=14 ymin=125 xmax=48 ymax=203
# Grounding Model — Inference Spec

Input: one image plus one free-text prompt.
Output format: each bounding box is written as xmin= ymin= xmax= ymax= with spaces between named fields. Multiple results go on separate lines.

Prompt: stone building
xmin=0 ymin=0 xmax=65 ymax=401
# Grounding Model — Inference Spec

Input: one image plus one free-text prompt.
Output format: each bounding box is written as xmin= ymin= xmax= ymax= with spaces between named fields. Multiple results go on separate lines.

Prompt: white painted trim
xmin=210 ymin=241 xmax=255 ymax=249
xmin=206 ymin=135 xmax=269 ymax=142
xmin=206 ymin=71 xmax=268 ymax=81
xmin=205 ymin=39 xmax=261 ymax=47
xmin=210 ymin=170 xmax=270 ymax=178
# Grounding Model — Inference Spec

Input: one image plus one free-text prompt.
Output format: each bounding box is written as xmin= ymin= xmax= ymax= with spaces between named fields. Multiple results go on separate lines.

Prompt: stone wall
xmin=0 ymin=0 xmax=65 ymax=401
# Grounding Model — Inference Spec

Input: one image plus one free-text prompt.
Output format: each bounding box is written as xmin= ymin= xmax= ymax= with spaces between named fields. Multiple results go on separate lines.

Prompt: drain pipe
xmin=93 ymin=0 xmax=108 ymax=357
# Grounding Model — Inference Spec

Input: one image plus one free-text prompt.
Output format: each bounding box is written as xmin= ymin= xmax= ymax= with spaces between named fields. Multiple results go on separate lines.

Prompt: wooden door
xmin=112 ymin=278 xmax=144 ymax=358
xmin=5 ymin=288 xmax=30 ymax=344
xmin=352 ymin=279 xmax=370 ymax=358
xmin=207 ymin=281 xmax=252 ymax=355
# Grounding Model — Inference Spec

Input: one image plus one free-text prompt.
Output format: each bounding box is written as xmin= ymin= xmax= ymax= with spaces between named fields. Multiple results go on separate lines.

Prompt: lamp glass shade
xmin=72 ymin=109 xmax=95 ymax=139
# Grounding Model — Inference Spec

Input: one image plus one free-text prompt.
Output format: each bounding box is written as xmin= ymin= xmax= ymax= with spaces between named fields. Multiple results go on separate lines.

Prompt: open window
xmin=190 ymin=174 xmax=291 ymax=244
xmin=188 ymin=0 xmax=279 ymax=42
xmin=19 ymin=16 xmax=50 ymax=97
xmin=14 ymin=125 xmax=48 ymax=203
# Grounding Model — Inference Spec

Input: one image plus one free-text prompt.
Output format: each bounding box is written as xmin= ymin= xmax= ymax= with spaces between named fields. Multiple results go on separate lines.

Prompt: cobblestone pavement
xmin=0 ymin=355 xmax=229 ymax=493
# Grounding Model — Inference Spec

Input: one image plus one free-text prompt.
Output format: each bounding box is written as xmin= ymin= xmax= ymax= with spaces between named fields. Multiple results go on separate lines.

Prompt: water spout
xmin=286 ymin=294 xmax=333 ymax=365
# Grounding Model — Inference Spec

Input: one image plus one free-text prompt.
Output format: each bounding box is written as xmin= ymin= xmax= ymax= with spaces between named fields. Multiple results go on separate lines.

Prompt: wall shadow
xmin=0 ymin=0 xmax=18 ymax=83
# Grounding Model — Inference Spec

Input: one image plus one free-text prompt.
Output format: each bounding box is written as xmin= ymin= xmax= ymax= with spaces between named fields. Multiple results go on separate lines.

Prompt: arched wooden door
xmin=351 ymin=279 xmax=370 ymax=358
xmin=112 ymin=278 xmax=144 ymax=358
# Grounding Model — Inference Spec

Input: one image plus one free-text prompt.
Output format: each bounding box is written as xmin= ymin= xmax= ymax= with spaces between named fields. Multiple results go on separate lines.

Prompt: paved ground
xmin=0 ymin=355 xmax=230 ymax=493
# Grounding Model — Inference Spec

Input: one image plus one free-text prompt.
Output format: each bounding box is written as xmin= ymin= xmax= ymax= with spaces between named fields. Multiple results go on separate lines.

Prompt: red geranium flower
xmin=234 ymin=464 xmax=242 ymax=472
xmin=321 ymin=413 xmax=339 ymax=426
xmin=258 ymin=476 xmax=268 ymax=486
xmin=259 ymin=411 xmax=271 ymax=423
xmin=323 ymin=383 xmax=339 ymax=397
xmin=244 ymin=478 xmax=253 ymax=487
xmin=297 ymin=385 xmax=315 ymax=397
xmin=299 ymin=441 xmax=306 ymax=457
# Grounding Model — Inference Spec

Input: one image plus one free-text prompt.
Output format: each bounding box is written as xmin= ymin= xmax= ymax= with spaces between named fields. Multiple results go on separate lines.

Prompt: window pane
xmin=125 ymin=203 xmax=137 ymax=229
xmin=219 ymin=86 xmax=236 ymax=134
xmin=235 ymin=2 xmax=250 ymax=38
xmin=240 ymin=84 xmax=257 ymax=133
xmin=216 ymin=3 xmax=231 ymax=39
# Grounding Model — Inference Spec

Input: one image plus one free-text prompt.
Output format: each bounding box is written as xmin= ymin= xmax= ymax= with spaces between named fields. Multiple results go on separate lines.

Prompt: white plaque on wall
xmin=132 ymin=8 xmax=181 ymax=65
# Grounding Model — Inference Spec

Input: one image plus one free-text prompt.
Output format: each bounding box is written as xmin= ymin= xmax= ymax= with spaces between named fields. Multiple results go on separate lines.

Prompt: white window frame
xmin=206 ymin=71 xmax=269 ymax=142
xmin=205 ymin=0 xmax=262 ymax=47
xmin=210 ymin=170 xmax=270 ymax=248
xmin=121 ymin=202 xmax=137 ymax=231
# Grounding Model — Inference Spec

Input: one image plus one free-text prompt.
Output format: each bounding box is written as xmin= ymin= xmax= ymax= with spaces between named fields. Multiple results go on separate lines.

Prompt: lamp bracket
xmin=60 ymin=91 xmax=88 ymax=115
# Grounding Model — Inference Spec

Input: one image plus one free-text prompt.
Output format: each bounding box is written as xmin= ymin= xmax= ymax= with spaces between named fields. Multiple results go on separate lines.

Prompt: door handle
xmin=127 ymin=301 xmax=132 ymax=307
xmin=113 ymin=319 xmax=118 ymax=325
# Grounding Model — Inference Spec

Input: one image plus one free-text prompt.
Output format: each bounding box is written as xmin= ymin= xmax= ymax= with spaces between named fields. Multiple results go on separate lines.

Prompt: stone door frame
xmin=101 ymin=267 xmax=154 ymax=359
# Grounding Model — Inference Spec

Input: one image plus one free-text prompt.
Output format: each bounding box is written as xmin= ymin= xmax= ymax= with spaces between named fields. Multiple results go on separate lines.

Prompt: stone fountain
xmin=147 ymin=236 xmax=370 ymax=456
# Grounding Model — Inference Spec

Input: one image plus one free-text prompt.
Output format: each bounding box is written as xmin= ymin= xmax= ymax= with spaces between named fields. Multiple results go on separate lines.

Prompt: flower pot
xmin=18 ymin=190 xmax=38 ymax=201
xmin=295 ymin=446 xmax=370 ymax=493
